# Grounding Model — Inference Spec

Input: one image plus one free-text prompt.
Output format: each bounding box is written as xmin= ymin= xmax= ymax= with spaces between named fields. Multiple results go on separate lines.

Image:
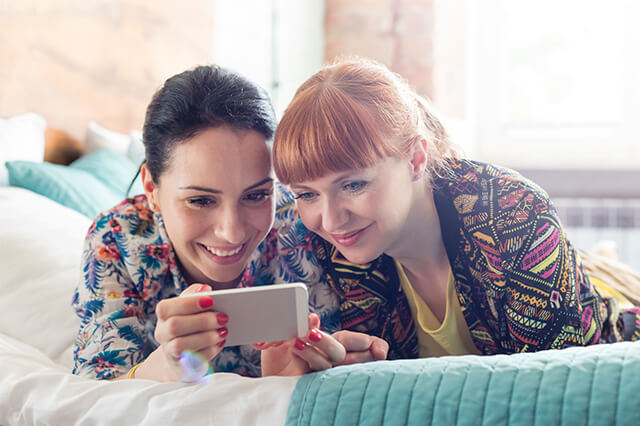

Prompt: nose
xmin=214 ymin=204 xmax=247 ymax=244
xmin=321 ymin=196 xmax=349 ymax=234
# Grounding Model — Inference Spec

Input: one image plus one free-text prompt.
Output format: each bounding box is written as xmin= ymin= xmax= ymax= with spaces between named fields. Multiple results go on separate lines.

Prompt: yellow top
xmin=589 ymin=275 xmax=634 ymax=308
xmin=396 ymin=260 xmax=480 ymax=357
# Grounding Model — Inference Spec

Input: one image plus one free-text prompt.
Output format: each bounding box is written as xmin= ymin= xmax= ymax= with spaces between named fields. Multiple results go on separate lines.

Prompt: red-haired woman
xmin=261 ymin=57 xmax=640 ymax=372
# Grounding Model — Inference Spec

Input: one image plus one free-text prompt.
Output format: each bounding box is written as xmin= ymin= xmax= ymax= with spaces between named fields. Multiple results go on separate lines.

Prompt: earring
xmin=412 ymin=173 xmax=421 ymax=182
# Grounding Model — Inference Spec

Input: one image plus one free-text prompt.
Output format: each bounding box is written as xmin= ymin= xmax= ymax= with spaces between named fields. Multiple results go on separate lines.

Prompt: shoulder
xmin=436 ymin=158 xmax=556 ymax=230
xmin=86 ymin=195 xmax=157 ymax=239
xmin=250 ymin=182 xmax=326 ymax=282
xmin=82 ymin=194 xmax=174 ymax=278
xmin=437 ymin=159 xmax=563 ymax=267
xmin=272 ymin=182 xmax=316 ymax=246
xmin=441 ymin=159 xmax=550 ymax=206
xmin=274 ymin=181 xmax=297 ymax=225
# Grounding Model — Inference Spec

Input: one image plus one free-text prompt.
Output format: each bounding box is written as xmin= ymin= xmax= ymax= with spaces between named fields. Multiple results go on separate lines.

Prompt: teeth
xmin=204 ymin=245 xmax=242 ymax=257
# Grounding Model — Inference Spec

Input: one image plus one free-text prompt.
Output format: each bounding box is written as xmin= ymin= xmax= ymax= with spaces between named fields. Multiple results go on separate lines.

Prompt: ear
xmin=408 ymin=138 xmax=428 ymax=176
xmin=140 ymin=163 xmax=159 ymax=211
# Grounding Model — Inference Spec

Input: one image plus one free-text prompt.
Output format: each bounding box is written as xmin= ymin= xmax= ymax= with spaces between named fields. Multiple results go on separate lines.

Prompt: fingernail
xmin=294 ymin=338 xmax=306 ymax=351
xmin=308 ymin=328 xmax=322 ymax=342
xmin=198 ymin=296 xmax=213 ymax=309
xmin=218 ymin=327 xmax=228 ymax=337
xmin=256 ymin=342 xmax=265 ymax=346
xmin=218 ymin=339 xmax=226 ymax=348
xmin=217 ymin=313 xmax=229 ymax=325
xmin=197 ymin=284 xmax=209 ymax=292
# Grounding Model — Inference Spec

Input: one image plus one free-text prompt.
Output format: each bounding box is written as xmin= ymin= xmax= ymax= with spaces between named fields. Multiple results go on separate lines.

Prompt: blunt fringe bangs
xmin=274 ymin=75 xmax=402 ymax=185
xmin=274 ymin=57 xmax=459 ymax=185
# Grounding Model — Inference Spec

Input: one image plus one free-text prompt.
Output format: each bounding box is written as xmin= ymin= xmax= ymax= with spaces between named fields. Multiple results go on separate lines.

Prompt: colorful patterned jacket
xmin=308 ymin=159 xmax=625 ymax=358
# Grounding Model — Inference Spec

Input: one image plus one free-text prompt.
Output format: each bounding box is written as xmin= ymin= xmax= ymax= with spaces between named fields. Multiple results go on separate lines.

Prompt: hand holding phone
xmin=144 ymin=283 xmax=228 ymax=382
xmin=182 ymin=283 xmax=309 ymax=347
xmin=259 ymin=316 xmax=389 ymax=377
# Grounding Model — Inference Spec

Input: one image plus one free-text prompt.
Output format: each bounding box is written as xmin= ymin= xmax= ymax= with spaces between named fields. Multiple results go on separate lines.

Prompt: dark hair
xmin=129 ymin=65 xmax=276 ymax=192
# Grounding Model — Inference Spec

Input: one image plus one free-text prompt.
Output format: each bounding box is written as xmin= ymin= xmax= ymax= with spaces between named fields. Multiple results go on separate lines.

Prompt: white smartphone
xmin=183 ymin=283 xmax=309 ymax=347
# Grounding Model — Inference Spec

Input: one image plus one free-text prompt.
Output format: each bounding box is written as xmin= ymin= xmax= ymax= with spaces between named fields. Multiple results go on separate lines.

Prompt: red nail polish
xmin=294 ymin=338 xmax=306 ymax=351
xmin=218 ymin=327 xmax=228 ymax=337
xmin=308 ymin=328 xmax=322 ymax=342
xmin=197 ymin=284 xmax=209 ymax=292
xmin=198 ymin=297 xmax=213 ymax=309
xmin=217 ymin=313 xmax=229 ymax=325
xmin=218 ymin=339 xmax=226 ymax=348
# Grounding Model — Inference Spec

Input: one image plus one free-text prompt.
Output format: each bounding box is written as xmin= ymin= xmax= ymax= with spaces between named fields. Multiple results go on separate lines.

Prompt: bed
xmin=1 ymin=128 xmax=640 ymax=425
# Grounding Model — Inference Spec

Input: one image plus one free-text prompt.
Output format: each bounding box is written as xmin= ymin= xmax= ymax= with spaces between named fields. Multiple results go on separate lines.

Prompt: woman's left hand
xmin=258 ymin=314 xmax=389 ymax=376
xmin=257 ymin=314 xmax=345 ymax=376
xmin=331 ymin=330 xmax=389 ymax=366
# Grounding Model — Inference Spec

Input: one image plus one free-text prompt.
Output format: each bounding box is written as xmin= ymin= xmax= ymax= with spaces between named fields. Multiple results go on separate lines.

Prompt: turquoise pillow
xmin=6 ymin=149 xmax=144 ymax=219
xmin=69 ymin=149 xmax=144 ymax=196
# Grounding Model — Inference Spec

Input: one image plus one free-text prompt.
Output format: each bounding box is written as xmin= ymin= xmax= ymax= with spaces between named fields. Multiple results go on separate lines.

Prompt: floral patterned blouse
xmin=71 ymin=185 xmax=338 ymax=379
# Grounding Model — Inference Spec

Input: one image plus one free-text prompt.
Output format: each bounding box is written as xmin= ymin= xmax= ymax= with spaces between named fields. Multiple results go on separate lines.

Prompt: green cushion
xmin=286 ymin=341 xmax=640 ymax=425
xmin=6 ymin=149 xmax=143 ymax=219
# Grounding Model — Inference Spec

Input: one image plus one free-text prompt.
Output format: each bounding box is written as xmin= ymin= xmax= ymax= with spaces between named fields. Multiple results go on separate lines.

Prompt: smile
xmin=199 ymin=243 xmax=247 ymax=265
xmin=202 ymin=244 xmax=243 ymax=257
xmin=330 ymin=224 xmax=372 ymax=247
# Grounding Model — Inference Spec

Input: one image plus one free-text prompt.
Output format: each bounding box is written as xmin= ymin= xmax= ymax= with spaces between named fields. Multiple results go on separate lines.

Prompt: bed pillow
xmin=6 ymin=149 xmax=143 ymax=219
xmin=85 ymin=121 xmax=136 ymax=157
xmin=127 ymin=130 xmax=145 ymax=165
xmin=0 ymin=113 xmax=47 ymax=186
xmin=0 ymin=186 xmax=90 ymax=366
xmin=71 ymin=148 xmax=143 ymax=196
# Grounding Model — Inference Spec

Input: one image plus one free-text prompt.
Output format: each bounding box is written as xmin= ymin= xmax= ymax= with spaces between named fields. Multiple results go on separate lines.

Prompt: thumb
xmin=308 ymin=313 xmax=321 ymax=330
xmin=371 ymin=338 xmax=389 ymax=360
xmin=180 ymin=283 xmax=212 ymax=297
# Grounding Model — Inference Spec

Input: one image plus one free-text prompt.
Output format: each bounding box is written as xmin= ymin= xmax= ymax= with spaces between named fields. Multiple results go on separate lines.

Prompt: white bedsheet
xmin=0 ymin=187 xmax=297 ymax=425
xmin=0 ymin=332 xmax=297 ymax=425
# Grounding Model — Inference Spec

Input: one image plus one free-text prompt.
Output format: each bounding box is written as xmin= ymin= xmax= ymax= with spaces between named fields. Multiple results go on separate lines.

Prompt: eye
xmin=243 ymin=190 xmax=272 ymax=204
xmin=342 ymin=181 xmax=368 ymax=194
xmin=293 ymin=192 xmax=318 ymax=203
xmin=187 ymin=197 xmax=214 ymax=208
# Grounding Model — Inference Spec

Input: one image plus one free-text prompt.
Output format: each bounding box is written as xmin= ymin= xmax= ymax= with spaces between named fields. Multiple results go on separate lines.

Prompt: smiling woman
xmin=71 ymin=65 xmax=284 ymax=382
xmin=271 ymin=57 xmax=640 ymax=364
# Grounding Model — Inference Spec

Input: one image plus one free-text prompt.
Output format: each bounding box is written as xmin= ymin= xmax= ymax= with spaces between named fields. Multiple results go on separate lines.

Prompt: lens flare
xmin=179 ymin=350 xmax=213 ymax=384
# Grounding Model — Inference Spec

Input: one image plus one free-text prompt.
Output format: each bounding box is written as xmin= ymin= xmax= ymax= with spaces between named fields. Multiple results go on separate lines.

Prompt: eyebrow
xmin=179 ymin=177 xmax=273 ymax=194
xmin=291 ymin=171 xmax=360 ymax=191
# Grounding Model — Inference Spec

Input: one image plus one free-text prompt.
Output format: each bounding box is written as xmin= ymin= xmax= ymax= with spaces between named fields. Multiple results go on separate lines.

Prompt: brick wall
xmin=325 ymin=0 xmax=436 ymax=100
xmin=0 ymin=1 xmax=213 ymax=139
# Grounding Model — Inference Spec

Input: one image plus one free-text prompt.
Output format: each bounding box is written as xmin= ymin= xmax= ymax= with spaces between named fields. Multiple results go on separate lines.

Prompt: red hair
xmin=273 ymin=57 xmax=457 ymax=184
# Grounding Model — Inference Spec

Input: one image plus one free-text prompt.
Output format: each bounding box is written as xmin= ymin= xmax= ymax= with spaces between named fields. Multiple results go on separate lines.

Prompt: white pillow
xmin=0 ymin=113 xmax=47 ymax=186
xmin=0 ymin=186 xmax=90 ymax=367
xmin=127 ymin=129 xmax=145 ymax=165
xmin=85 ymin=121 xmax=133 ymax=156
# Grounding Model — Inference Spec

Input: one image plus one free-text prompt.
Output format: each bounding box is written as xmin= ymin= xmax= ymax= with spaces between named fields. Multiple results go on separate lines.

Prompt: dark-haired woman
xmin=71 ymin=65 xmax=372 ymax=382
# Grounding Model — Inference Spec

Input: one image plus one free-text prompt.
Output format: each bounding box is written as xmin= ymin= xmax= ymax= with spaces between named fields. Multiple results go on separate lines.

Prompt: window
xmin=466 ymin=0 xmax=640 ymax=170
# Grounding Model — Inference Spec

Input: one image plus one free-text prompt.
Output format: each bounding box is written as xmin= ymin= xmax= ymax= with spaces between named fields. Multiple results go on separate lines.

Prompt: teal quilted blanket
xmin=286 ymin=341 xmax=640 ymax=425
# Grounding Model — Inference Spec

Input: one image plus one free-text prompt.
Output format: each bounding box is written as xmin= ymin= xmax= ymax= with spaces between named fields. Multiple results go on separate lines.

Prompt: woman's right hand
xmin=132 ymin=284 xmax=228 ymax=381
